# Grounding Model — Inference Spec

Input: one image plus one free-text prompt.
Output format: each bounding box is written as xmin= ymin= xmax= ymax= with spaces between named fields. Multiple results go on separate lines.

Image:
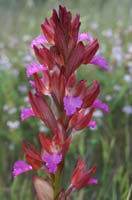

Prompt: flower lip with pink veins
xmin=90 ymin=55 xmax=108 ymax=70
xmin=78 ymin=33 xmax=93 ymax=42
xmin=26 ymin=62 xmax=47 ymax=78
xmin=63 ymin=96 xmax=83 ymax=116
xmin=21 ymin=108 xmax=35 ymax=121
xmin=13 ymin=160 xmax=33 ymax=177
xmin=93 ymin=99 xmax=109 ymax=112
xmin=30 ymin=34 xmax=48 ymax=48
xmin=43 ymin=153 xmax=62 ymax=174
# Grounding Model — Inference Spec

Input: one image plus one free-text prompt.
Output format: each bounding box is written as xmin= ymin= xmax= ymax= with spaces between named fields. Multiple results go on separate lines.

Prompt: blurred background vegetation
xmin=0 ymin=0 xmax=132 ymax=199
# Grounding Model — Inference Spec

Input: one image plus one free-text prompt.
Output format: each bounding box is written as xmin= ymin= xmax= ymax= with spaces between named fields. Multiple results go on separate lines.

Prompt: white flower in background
xmin=114 ymin=33 xmax=122 ymax=45
xmin=90 ymin=23 xmax=99 ymax=30
xmin=93 ymin=110 xmax=103 ymax=118
xmin=22 ymin=34 xmax=31 ymax=42
xmin=18 ymin=85 xmax=28 ymax=94
xmin=123 ymin=74 xmax=132 ymax=83
xmin=23 ymin=55 xmax=33 ymax=63
xmin=89 ymin=125 xmax=98 ymax=131
xmin=24 ymin=96 xmax=29 ymax=103
xmin=7 ymin=120 xmax=20 ymax=129
xmin=127 ymin=62 xmax=132 ymax=74
xmin=128 ymin=44 xmax=132 ymax=53
xmin=3 ymin=104 xmax=9 ymax=111
xmin=128 ymin=25 xmax=132 ymax=32
xmin=110 ymin=45 xmax=123 ymax=67
xmin=100 ymin=43 xmax=106 ymax=53
xmin=122 ymin=105 xmax=132 ymax=115
xmin=127 ymin=61 xmax=132 ymax=68
xmin=113 ymin=84 xmax=121 ymax=91
xmin=102 ymin=29 xmax=113 ymax=38
xmin=11 ymin=69 xmax=19 ymax=77
xmin=0 ymin=55 xmax=12 ymax=69
xmin=124 ymin=53 xmax=131 ymax=60
xmin=8 ymin=107 xmax=17 ymax=115
xmin=105 ymin=95 xmax=112 ymax=101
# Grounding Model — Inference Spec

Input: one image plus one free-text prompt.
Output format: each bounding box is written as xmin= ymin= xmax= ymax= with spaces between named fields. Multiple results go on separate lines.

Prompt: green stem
xmin=54 ymin=166 xmax=63 ymax=199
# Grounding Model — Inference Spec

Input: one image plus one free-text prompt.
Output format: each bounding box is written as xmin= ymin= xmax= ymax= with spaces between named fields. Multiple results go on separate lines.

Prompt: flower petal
xmin=21 ymin=108 xmax=35 ymax=121
xmin=13 ymin=160 xmax=32 ymax=177
xmin=43 ymin=153 xmax=62 ymax=174
xmin=93 ymin=99 xmax=109 ymax=112
xmin=63 ymin=96 xmax=83 ymax=116
xmin=29 ymin=80 xmax=35 ymax=87
xmin=88 ymin=178 xmax=98 ymax=184
xmin=30 ymin=34 xmax=48 ymax=48
xmin=78 ymin=33 xmax=92 ymax=42
xmin=26 ymin=62 xmax=47 ymax=78
xmin=87 ymin=120 xmax=96 ymax=128
xmin=71 ymin=158 xmax=97 ymax=189
xmin=90 ymin=55 xmax=108 ymax=70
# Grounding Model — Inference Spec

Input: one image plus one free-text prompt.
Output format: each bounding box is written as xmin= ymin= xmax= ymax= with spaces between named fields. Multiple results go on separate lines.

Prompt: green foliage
xmin=0 ymin=0 xmax=132 ymax=199
xmin=11 ymin=175 xmax=37 ymax=200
